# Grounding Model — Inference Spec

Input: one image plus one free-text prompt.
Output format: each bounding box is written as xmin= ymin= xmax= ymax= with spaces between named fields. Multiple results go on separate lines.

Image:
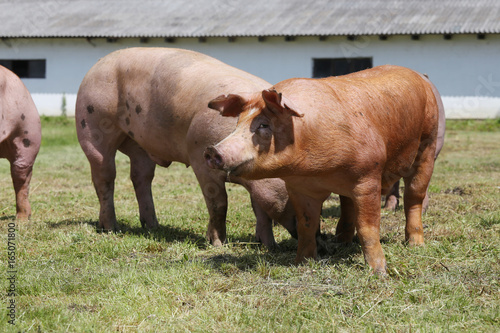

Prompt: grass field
xmin=1 ymin=117 xmax=499 ymax=332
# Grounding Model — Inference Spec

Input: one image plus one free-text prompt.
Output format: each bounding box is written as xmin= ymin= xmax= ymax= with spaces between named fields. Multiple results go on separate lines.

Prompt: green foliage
xmin=445 ymin=118 xmax=500 ymax=132
xmin=0 ymin=119 xmax=499 ymax=332
xmin=39 ymin=116 xmax=79 ymax=147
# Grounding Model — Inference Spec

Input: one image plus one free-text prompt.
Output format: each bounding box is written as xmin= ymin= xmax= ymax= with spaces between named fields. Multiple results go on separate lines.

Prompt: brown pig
xmin=383 ymin=74 xmax=445 ymax=211
xmin=0 ymin=65 xmax=41 ymax=220
xmin=205 ymin=65 xmax=443 ymax=274
xmin=75 ymin=47 xmax=296 ymax=247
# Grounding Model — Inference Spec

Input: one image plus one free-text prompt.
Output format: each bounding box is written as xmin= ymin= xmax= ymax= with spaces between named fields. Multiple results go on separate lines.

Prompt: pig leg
xmin=335 ymin=195 xmax=356 ymax=243
xmin=192 ymin=168 xmax=228 ymax=247
xmin=422 ymin=188 xmax=430 ymax=213
xmin=383 ymin=180 xmax=400 ymax=211
xmin=10 ymin=162 xmax=34 ymax=220
xmin=241 ymin=178 xmax=297 ymax=247
xmin=250 ymin=198 xmax=276 ymax=249
xmin=118 ymin=139 xmax=159 ymax=229
xmin=227 ymin=177 xmax=276 ymax=247
xmin=403 ymin=188 xmax=425 ymax=246
xmin=403 ymin=147 xmax=435 ymax=246
xmin=80 ymin=132 xmax=124 ymax=231
xmin=1 ymin=138 xmax=37 ymax=220
xmin=288 ymin=190 xmax=325 ymax=264
xmin=243 ymin=180 xmax=281 ymax=248
xmin=384 ymin=180 xmax=431 ymax=213
xmin=77 ymin=102 xmax=128 ymax=230
xmin=352 ymin=181 xmax=386 ymax=274
xmin=90 ymin=152 xmax=118 ymax=231
xmin=274 ymin=200 xmax=298 ymax=240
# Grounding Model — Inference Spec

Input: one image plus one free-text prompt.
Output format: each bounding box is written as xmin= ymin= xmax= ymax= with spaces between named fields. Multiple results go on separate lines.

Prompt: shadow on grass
xmin=124 ymin=224 xmax=208 ymax=249
xmin=46 ymin=217 xmax=363 ymax=270
xmin=321 ymin=204 xmax=341 ymax=218
xmin=46 ymin=217 xmax=262 ymax=250
xmin=46 ymin=218 xmax=98 ymax=229
xmin=191 ymin=238 xmax=363 ymax=272
xmin=176 ymin=232 xmax=364 ymax=272
xmin=0 ymin=215 xmax=15 ymax=221
xmin=46 ymin=217 xmax=209 ymax=247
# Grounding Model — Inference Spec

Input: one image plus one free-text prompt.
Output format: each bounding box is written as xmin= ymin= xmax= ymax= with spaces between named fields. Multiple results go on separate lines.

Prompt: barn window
xmin=313 ymin=57 xmax=372 ymax=78
xmin=0 ymin=59 xmax=46 ymax=78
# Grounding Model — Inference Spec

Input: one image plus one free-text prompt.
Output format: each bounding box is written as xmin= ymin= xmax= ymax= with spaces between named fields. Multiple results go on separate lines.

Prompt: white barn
xmin=1 ymin=0 xmax=499 ymax=118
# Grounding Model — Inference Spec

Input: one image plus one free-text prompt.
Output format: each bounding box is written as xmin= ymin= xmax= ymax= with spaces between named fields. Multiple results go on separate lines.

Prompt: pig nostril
xmin=204 ymin=147 xmax=224 ymax=169
xmin=213 ymin=152 xmax=222 ymax=167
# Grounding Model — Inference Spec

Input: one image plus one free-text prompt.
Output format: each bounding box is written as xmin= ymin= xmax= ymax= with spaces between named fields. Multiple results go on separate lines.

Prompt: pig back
xmin=269 ymin=66 xmax=439 ymax=177
xmin=77 ymin=47 xmax=269 ymax=165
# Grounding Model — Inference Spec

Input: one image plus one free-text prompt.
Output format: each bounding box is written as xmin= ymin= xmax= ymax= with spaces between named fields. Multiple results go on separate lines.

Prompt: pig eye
xmin=255 ymin=122 xmax=272 ymax=140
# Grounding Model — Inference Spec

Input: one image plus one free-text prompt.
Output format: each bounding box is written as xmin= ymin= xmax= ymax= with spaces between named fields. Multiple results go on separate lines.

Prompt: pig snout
xmin=204 ymin=146 xmax=225 ymax=170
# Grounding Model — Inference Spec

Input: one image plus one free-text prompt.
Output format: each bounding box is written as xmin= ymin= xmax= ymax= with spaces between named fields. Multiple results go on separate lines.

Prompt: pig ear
xmin=262 ymin=89 xmax=304 ymax=117
xmin=208 ymin=94 xmax=246 ymax=117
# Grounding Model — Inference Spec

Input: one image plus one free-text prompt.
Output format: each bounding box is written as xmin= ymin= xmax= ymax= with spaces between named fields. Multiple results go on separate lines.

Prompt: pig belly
xmin=117 ymin=118 xmax=190 ymax=167
xmin=283 ymin=171 xmax=355 ymax=200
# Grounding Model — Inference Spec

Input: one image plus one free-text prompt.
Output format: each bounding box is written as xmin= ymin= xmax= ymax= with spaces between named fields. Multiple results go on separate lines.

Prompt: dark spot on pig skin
xmin=135 ymin=105 xmax=142 ymax=114
xmin=21 ymin=114 xmax=26 ymax=121
xmin=128 ymin=131 xmax=135 ymax=138
xmin=81 ymin=119 xmax=86 ymax=129
xmin=24 ymin=131 xmax=28 ymax=135
xmin=22 ymin=139 xmax=31 ymax=148
xmin=87 ymin=105 xmax=94 ymax=114
xmin=126 ymin=101 xmax=130 ymax=110
xmin=126 ymin=117 xmax=130 ymax=126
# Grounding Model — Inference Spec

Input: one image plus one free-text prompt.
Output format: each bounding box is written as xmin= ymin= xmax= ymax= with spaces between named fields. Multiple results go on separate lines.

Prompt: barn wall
xmin=1 ymin=35 xmax=499 ymax=118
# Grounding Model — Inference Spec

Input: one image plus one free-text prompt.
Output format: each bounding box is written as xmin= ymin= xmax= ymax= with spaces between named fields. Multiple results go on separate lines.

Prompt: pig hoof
xmin=256 ymin=235 xmax=278 ymax=249
xmin=263 ymin=241 xmax=279 ymax=251
xmin=373 ymin=268 xmax=388 ymax=276
xmin=140 ymin=218 xmax=159 ymax=229
xmin=294 ymin=251 xmax=316 ymax=265
xmin=383 ymin=196 xmax=399 ymax=211
xmin=96 ymin=228 xmax=114 ymax=234
xmin=407 ymin=237 xmax=424 ymax=246
xmin=316 ymin=236 xmax=329 ymax=255
xmin=294 ymin=257 xmax=306 ymax=265
xmin=334 ymin=233 xmax=354 ymax=244
xmin=97 ymin=222 xmax=117 ymax=233
xmin=211 ymin=239 xmax=223 ymax=247
xmin=268 ymin=244 xmax=280 ymax=252
xmin=16 ymin=212 xmax=30 ymax=221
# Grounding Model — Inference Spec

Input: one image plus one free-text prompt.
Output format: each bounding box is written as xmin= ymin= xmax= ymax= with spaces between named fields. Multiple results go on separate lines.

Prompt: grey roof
xmin=1 ymin=0 xmax=500 ymax=38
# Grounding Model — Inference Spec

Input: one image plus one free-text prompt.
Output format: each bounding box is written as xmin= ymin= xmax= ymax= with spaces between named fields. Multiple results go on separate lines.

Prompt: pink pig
xmin=75 ymin=48 xmax=296 ymax=247
xmin=0 ymin=65 xmax=41 ymax=220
